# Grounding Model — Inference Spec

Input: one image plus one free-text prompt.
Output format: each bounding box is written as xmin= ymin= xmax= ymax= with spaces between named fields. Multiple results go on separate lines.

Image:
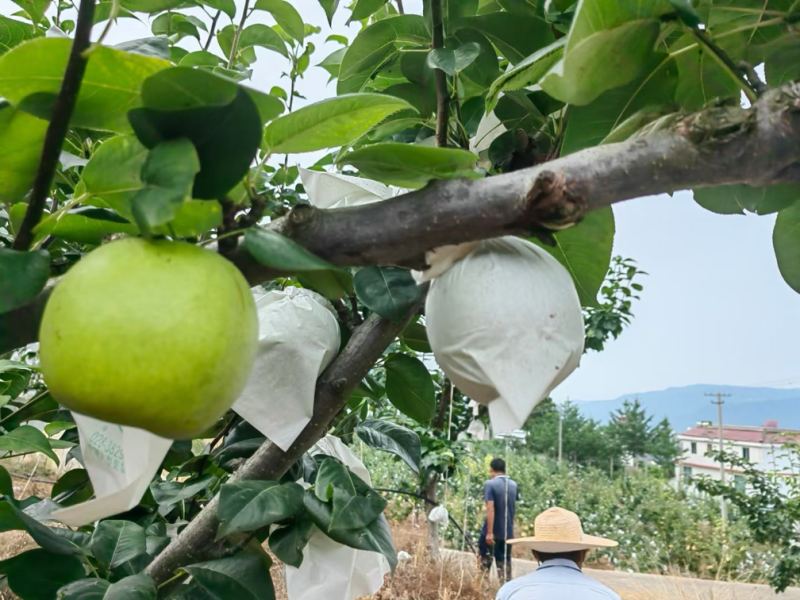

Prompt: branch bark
xmin=144 ymin=293 xmax=425 ymax=583
xmin=431 ymin=0 xmax=449 ymax=148
xmin=11 ymin=0 xmax=97 ymax=251
xmin=2 ymin=84 xmax=799 ymax=354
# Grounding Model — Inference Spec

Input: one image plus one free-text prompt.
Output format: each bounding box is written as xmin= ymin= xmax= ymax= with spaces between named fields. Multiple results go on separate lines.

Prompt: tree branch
xmin=144 ymin=293 xmax=425 ymax=583
xmin=203 ymin=10 xmax=221 ymax=52
xmin=431 ymin=0 xmax=448 ymax=148
xmin=11 ymin=0 xmax=97 ymax=251
xmin=225 ymin=0 xmax=251 ymax=69
xmin=2 ymin=84 xmax=799 ymax=354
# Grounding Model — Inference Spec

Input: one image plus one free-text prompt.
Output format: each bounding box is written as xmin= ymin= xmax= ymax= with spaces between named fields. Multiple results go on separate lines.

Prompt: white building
xmin=676 ymin=420 xmax=800 ymax=491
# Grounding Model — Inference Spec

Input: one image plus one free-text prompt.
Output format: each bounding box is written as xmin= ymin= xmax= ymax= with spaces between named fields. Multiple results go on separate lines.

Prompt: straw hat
xmin=508 ymin=507 xmax=618 ymax=553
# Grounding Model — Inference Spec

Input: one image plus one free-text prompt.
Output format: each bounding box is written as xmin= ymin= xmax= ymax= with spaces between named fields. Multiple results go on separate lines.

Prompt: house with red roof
xmin=675 ymin=420 xmax=800 ymax=491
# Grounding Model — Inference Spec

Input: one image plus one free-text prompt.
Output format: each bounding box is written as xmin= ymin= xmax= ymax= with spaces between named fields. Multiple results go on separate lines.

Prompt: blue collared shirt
xmin=496 ymin=559 xmax=621 ymax=600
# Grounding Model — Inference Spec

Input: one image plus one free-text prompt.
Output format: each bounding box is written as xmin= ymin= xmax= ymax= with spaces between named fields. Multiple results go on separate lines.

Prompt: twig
xmin=374 ymin=487 xmax=478 ymax=555
xmin=431 ymin=0 xmax=449 ymax=148
xmin=226 ymin=0 xmax=251 ymax=69
xmin=332 ymin=299 xmax=356 ymax=332
xmin=349 ymin=294 xmax=363 ymax=326
xmin=204 ymin=10 xmax=221 ymax=51
xmin=12 ymin=0 xmax=97 ymax=251
xmin=738 ymin=60 xmax=768 ymax=94
xmin=396 ymin=0 xmax=404 ymax=13
xmin=688 ymin=27 xmax=759 ymax=103
xmin=8 ymin=472 xmax=57 ymax=484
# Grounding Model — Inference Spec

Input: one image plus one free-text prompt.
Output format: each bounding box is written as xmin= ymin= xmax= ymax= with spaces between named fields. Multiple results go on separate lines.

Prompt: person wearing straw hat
xmin=496 ymin=507 xmax=620 ymax=599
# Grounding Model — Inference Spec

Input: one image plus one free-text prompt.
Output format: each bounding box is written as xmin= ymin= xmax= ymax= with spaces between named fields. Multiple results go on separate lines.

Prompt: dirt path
xmin=444 ymin=550 xmax=800 ymax=599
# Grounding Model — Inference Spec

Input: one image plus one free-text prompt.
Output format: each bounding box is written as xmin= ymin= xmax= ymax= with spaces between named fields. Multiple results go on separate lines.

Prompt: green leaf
xmin=219 ymin=23 xmax=288 ymax=59
xmin=10 ymin=0 xmax=49 ymax=24
xmin=179 ymin=51 xmax=225 ymax=68
xmin=0 ymin=501 xmax=83 ymax=555
xmin=129 ymin=69 xmax=262 ymax=199
xmin=539 ymin=0 xmax=673 ymax=105
xmin=244 ymin=227 xmax=338 ymax=273
xmin=337 ymin=143 xmax=477 ymax=189
xmin=318 ymin=0 xmax=341 ymax=25
xmin=669 ymin=0 xmax=702 ymax=26
xmin=313 ymin=458 xmax=387 ymax=530
xmin=452 ymin=13 xmax=555 ymax=64
xmin=0 ymin=549 xmax=84 ymax=600
xmin=354 ymin=266 xmax=420 ymax=322
xmin=181 ymin=553 xmax=275 ymax=600
xmin=91 ymin=520 xmax=147 ymax=570
xmin=426 ymin=42 xmax=480 ymax=76
xmin=0 ymin=424 xmax=59 ymax=464
xmin=114 ymin=37 xmax=170 ymax=60
xmin=80 ymin=136 xmax=221 ymax=237
xmin=217 ymin=481 xmax=304 ymax=539
xmin=0 ymin=465 xmax=13 ymax=498
xmin=0 ymin=16 xmax=42 ymax=56
xmin=304 ymin=493 xmax=397 ymax=572
xmin=120 ymin=0 xmax=183 ymax=12
xmin=774 ymin=202 xmax=800 ymax=295
xmin=150 ymin=475 xmax=215 ymax=508
xmin=449 ymin=29 xmax=500 ymax=91
xmin=254 ymin=0 xmax=304 ymax=42
xmin=355 ymin=418 xmax=421 ymax=473
xmin=81 ymin=135 xmax=149 ymax=219
xmin=0 ymin=103 xmax=47 ymax=203
xmin=401 ymin=321 xmax=431 ymax=353
xmin=268 ymin=513 xmax=314 ymax=568
xmin=51 ymin=469 xmax=93 ymax=507
xmin=533 ymin=208 xmax=615 ymax=307
xmin=351 ymin=0 xmax=390 ymax=21
xmin=131 ymin=138 xmax=200 ymax=231
xmin=694 ymin=185 xmax=800 ymax=216
xmin=561 ymin=52 xmax=678 ymax=156
xmin=0 ymin=249 xmax=49 ymax=314
xmin=486 ymin=40 xmax=565 ymax=113
xmin=263 ymin=93 xmax=414 ymax=154
xmin=296 ymin=269 xmax=355 ymax=301
xmin=152 ymin=13 xmax=203 ymax=41
xmin=671 ymin=32 xmax=741 ymax=110
xmin=337 ymin=15 xmax=429 ymax=94
xmin=198 ymin=0 xmax=236 ymax=19
xmin=384 ymin=353 xmax=435 ymax=424
xmin=57 ymin=574 xmax=157 ymax=600
xmin=0 ymin=38 xmax=169 ymax=132
xmin=34 ymin=207 xmax=138 ymax=245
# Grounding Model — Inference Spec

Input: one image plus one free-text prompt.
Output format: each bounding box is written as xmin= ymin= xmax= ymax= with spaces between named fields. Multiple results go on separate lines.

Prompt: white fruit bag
xmin=51 ymin=413 xmax=173 ymax=527
xmin=233 ymin=287 xmax=340 ymax=451
xmin=299 ymin=167 xmax=404 ymax=209
xmin=285 ymin=435 xmax=390 ymax=600
xmin=425 ymin=236 xmax=584 ymax=434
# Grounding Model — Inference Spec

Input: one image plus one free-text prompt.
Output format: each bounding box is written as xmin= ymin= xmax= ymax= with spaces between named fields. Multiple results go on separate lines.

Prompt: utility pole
xmin=557 ymin=406 xmax=563 ymax=468
xmin=705 ymin=392 xmax=731 ymax=523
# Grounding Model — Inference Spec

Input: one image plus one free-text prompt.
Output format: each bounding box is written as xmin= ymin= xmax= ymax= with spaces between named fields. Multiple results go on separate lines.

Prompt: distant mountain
xmin=573 ymin=385 xmax=800 ymax=432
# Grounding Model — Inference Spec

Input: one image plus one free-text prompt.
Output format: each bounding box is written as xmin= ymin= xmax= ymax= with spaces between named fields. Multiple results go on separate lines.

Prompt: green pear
xmin=39 ymin=238 xmax=258 ymax=439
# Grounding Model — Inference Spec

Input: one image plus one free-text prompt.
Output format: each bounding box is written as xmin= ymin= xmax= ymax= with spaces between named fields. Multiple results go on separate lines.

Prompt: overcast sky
xmin=6 ymin=0 xmax=799 ymax=401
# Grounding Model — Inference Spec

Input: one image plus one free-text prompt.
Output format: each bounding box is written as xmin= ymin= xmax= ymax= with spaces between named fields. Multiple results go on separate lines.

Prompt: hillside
xmin=574 ymin=384 xmax=800 ymax=432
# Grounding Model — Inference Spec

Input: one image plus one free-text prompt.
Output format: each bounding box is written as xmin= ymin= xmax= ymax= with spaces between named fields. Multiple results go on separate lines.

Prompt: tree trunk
xmin=426 ymin=473 xmax=440 ymax=557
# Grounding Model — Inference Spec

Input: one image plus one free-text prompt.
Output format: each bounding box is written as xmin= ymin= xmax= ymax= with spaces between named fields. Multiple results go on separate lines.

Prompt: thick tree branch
xmin=431 ymin=0 xmax=449 ymax=148
xmin=11 ymin=0 xmax=97 ymax=251
xmin=2 ymin=84 xmax=799 ymax=354
xmin=144 ymin=294 xmax=425 ymax=583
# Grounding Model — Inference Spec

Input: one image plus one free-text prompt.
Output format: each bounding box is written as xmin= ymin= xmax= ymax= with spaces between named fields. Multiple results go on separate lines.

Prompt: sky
xmin=4 ymin=0 xmax=799 ymax=401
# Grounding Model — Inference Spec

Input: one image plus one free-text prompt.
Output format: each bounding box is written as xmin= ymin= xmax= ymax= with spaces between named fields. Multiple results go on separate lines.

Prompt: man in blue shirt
xmin=479 ymin=458 xmax=519 ymax=582
xmin=497 ymin=506 xmax=620 ymax=599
